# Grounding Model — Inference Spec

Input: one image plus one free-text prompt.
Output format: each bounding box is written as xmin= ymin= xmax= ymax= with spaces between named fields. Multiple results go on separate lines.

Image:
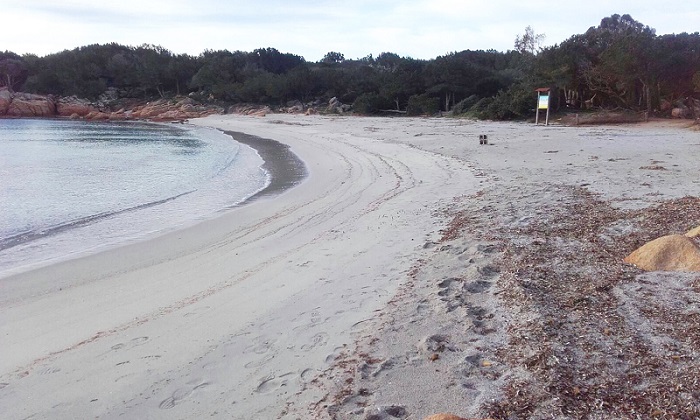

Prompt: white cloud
xmin=4 ymin=1 xmax=699 ymax=60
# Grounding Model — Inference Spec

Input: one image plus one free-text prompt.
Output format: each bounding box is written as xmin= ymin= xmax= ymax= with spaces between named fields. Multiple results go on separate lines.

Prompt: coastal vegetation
xmin=1 ymin=14 xmax=699 ymax=120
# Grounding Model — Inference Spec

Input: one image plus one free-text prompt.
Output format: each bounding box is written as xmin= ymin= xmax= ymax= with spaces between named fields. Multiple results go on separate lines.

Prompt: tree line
xmin=1 ymin=14 xmax=699 ymax=119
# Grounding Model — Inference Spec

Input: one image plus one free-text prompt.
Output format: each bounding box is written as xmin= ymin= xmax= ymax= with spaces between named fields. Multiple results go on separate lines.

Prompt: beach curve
xmin=0 ymin=114 xmax=479 ymax=419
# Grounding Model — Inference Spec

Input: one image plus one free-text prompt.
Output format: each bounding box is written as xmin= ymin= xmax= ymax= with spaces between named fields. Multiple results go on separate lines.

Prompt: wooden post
xmin=535 ymin=92 xmax=540 ymax=125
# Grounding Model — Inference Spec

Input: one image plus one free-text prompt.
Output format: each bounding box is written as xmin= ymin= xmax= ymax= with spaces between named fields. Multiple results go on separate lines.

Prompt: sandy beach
xmin=1 ymin=114 xmax=699 ymax=419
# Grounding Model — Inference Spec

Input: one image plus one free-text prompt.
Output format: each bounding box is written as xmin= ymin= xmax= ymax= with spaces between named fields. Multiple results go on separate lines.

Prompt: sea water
xmin=0 ymin=119 xmax=269 ymax=278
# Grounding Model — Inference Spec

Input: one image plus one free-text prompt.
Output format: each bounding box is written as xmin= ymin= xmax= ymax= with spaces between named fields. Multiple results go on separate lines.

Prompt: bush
xmin=464 ymin=96 xmax=494 ymax=118
xmin=452 ymin=95 xmax=479 ymax=115
xmin=352 ymin=92 xmax=382 ymax=114
xmin=406 ymin=94 xmax=440 ymax=116
xmin=472 ymin=84 xmax=534 ymax=120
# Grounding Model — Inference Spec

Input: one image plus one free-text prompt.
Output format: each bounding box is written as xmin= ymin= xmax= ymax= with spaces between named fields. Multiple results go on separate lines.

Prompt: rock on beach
xmin=624 ymin=234 xmax=700 ymax=272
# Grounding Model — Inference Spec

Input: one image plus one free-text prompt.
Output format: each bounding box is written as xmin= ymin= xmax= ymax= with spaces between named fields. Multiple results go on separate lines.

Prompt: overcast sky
xmin=5 ymin=1 xmax=699 ymax=61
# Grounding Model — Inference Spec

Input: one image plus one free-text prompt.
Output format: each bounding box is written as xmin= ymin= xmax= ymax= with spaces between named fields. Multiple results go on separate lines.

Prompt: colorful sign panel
xmin=538 ymin=94 xmax=549 ymax=109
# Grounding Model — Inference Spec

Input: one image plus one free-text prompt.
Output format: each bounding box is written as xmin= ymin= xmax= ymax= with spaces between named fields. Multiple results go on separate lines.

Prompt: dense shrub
xmin=452 ymin=95 xmax=479 ymax=115
xmin=352 ymin=93 xmax=382 ymax=115
xmin=477 ymin=84 xmax=533 ymax=120
xmin=406 ymin=94 xmax=440 ymax=116
xmin=465 ymin=97 xmax=494 ymax=118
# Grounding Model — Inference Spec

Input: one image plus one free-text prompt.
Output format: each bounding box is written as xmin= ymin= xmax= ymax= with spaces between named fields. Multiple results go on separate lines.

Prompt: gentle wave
xmin=0 ymin=190 xmax=195 ymax=252
xmin=0 ymin=119 xmax=269 ymax=278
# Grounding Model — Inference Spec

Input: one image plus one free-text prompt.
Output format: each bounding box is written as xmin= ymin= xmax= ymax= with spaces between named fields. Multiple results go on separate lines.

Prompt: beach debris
xmin=479 ymin=134 xmax=488 ymax=145
xmin=623 ymin=234 xmax=700 ymax=271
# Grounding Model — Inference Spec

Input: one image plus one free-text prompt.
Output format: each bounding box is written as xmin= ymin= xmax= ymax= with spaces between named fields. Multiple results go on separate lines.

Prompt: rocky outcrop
xmin=0 ymin=89 xmax=351 ymax=120
xmin=0 ymin=88 xmax=11 ymax=114
xmin=326 ymin=96 xmax=351 ymax=114
xmin=227 ymin=104 xmax=272 ymax=117
xmin=0 ymin=90 xmax=225 ymax=121
xmin=671 ymin=98 xmax=700 ymax=119
xmin=127 ymin=97 xmax=224 ymax=121
xmin=56 ymin=96 xmax=96 ymax=117
xmin=671 ymin=107 xmax=689 ymax=118
xmin=0 ymin=90 xmax=56 ymax=117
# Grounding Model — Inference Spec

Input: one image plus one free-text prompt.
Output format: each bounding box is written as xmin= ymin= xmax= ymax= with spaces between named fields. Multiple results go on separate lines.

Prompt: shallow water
xmin=0 ymin=119 xmax=269 ymax=277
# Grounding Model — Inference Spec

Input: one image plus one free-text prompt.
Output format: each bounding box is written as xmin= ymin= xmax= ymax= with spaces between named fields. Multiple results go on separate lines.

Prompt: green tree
xmin=0 ymin=52 xmax=28 ymax=92
xmin=251 ymin=48 xmax=305 ymax=74
xmin=514 ymin=26 xmax=546 ymax=55
xmin=321 ymin=51 xmax=345 ymax=64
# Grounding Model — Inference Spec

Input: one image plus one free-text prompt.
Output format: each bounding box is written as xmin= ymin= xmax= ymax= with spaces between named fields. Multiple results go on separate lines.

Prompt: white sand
xmin=1 ymin=115 xmax=698 ymax=419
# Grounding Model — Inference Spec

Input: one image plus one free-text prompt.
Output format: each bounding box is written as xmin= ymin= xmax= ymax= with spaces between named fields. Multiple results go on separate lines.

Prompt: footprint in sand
xmin=131 ymin=336 xmax=149 ymax=344
xmin=350 ymin=319 xmax=372 ymax=333
xmin=437 ymin=277 xmax=462 ymax=297
xmin=183 ymin=305 xmax=211 ymax=318
xmin=465 ymin=280 xmax=492 ymax=294
xmin=310 ymin=309 xmax=323 ymax=325
xmin=299 ymin=368 xmax=315 ymax=383
xmin=244 ymin=337 xmax=276 ymax=355
xmin=158 ymin=380 xmax=210 ymax=409
xmin=114 ymin=373 xmax=136 ymax=383
xmin=468 ymin=305 xmax=496 ymax=334
xmin=254 ymin=372 xmax=293 ymax=394
xmin=37 ymin=366 xmax=61 ymax=375
xmin=110 ymin=336 xmax=150 ymax=352
xmin=325 ymin=346 xmax=347 ymax=364
xmin=477 ymin=264 xmax=500 ymax=278
xmin=301 ymin=332 xmax=329 ymax=351
xmin=478 ymin=244 xmax=498 ymax=254
xmin=244 ymin=353 xmax=276 ymax=369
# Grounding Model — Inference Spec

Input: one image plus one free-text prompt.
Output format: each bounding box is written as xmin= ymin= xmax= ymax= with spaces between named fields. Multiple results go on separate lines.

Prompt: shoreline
xmin=1 ymin=115 xmax=699 ymax=419
xmin=223 ymin=130 xmax=308 ymax=203
xmin=0 ymin=122 xmax=307 ymax=281
xmin=1 ymin=114 xmax=480 ymax=419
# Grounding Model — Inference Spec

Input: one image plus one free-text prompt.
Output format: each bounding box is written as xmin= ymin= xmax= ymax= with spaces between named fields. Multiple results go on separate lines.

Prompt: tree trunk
xmin=5 ymin=74 xmax=13 ymax=93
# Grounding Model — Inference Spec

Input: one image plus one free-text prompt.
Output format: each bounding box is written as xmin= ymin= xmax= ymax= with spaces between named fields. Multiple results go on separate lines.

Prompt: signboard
xmin=535 ymin=88 xmax=551 ymax=125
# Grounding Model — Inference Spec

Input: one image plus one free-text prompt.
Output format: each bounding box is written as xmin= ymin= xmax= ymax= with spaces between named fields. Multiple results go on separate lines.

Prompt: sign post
xmin=535 ymin=88 xmax=551 ymax=126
